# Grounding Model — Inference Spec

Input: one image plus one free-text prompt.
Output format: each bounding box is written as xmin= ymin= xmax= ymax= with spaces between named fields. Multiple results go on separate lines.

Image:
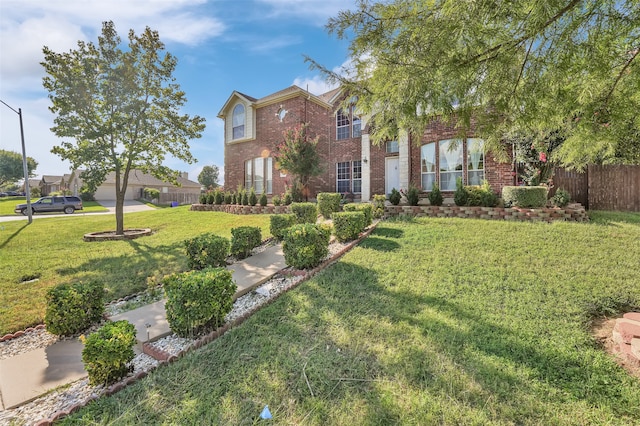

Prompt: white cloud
xmin=292 ymin=75 xmax=337 ymax=95
xmin=0 ymin=0 xmax=225 ymax=94
xmin=255 ymin=0 xmax=350 ymax=22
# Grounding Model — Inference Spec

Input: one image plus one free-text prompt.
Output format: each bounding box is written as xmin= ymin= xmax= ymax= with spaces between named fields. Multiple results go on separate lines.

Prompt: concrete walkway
xmin=0 ymin=244 xmax=286 ymax=410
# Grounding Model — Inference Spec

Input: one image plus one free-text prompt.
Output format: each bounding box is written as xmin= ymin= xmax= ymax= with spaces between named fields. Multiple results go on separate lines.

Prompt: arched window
xmin=232 ymin=104 xmax=245 ymax=139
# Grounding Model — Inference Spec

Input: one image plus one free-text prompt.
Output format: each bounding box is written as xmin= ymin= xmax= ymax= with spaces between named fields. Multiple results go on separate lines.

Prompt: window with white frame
xmin=352 ymin=105 xmax=361 ymax=138
xmin=245 ymin=157 xmax=273 ymax=194
xmin=352 ymin=160 xmax=362 ymax=193
xmin=336 ymin=161 xmax=361 ymax=194
xmin=336 ymin=109 xmax=350 ymax=140
xmin=467 ymin=138 xmax=485 ymax=185
xmin=386 ymin=140 xmax=399 ymax=153
xmin=336 ymin=161 xmax=351 ymax=193
xmin=439 ymin=139 xmax=463 ymax=191
xmin=232 ymin=104 xmax=245 ymax=139
xmin=421 ymin=142 xmax=436 ymax=191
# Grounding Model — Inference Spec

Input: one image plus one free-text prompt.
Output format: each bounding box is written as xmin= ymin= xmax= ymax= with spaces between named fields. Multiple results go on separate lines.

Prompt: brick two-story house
xmin=219 ymin=85 xmax=515 ymax=201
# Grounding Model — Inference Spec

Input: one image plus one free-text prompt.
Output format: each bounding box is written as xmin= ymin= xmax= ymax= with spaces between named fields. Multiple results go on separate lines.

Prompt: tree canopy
xmin=198 ymin=165 xmax=219 ymax=189
xmin=274 ymin=123 xmax=323 ymax=200
xmin=42 ymin=21 xmax=205 ymax=234
xmin=0 ymin=149 xmax=37 ymax=187
xmin=308 ymin=0 xmax=640 ymax=169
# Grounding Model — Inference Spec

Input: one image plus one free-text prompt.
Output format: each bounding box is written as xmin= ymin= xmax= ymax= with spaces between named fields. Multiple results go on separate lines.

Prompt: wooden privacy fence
xmin=551 ymin=165 xmax=640 ymax=212
xmin=588 ymin=165 xmax=640 ymax=212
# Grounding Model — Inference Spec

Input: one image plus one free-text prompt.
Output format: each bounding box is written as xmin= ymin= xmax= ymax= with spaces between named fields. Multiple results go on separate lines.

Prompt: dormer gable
xmin=218 ymin=91 xmax=257 ymax=143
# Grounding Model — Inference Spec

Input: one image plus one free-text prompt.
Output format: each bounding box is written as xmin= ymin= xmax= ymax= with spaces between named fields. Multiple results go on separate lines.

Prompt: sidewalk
xmin=0 ymin=244 xmax=286 ymax=410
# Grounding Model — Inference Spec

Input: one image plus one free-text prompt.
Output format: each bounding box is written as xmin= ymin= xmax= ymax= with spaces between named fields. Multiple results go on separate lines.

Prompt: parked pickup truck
xmin=15 ymin=196 xmax=83 ymax=215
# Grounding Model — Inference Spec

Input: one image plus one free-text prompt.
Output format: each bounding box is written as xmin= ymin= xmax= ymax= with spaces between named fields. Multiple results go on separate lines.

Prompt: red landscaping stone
xmin=623 ymin=312 xmax=640 ymax=322
xmin=616 ymin=340 xmax=640 ymax=367
xmin=614 ymin=318 xmax=640 ymax=344
xmin=631 ymin=338 xmax=640 ymax=359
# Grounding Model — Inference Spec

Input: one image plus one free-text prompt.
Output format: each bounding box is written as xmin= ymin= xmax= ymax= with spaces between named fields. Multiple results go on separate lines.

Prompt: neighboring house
xmin=40 ymin=175 xmax=64 ymax=196
xmin=219 ymin=85 xmax=515 ymax=201
xmin=93 ymin=169 xmax=201 ymax=201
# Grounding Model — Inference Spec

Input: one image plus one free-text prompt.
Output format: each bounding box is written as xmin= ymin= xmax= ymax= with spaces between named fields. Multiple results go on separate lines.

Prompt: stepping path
xmin=0 ymin=243 xmax=287 ymax=410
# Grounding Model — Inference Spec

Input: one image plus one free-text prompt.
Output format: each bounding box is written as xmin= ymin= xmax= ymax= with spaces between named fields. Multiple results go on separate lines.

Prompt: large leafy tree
xmin=42 ymin=21 xmax=205 ymax=234
xmin=197 ymin=165 xmax=219 ymax=189
xmin=274 ymin=123 xmax=323 ymax=201
xmin=0 ymin=149 xmax=37 ymax=187
xmin=308 ymin=0 xmax=640 ymax=169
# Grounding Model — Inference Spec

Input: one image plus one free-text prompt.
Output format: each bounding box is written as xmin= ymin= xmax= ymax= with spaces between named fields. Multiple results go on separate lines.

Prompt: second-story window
xmin=232 ymin=104 xmax=245 ymax=139
xmin=337 ymin=109 xmax=350 ymax=140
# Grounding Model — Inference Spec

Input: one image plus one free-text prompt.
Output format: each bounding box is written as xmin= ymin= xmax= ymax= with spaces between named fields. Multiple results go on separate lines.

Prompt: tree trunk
xmin=115 ymin=192 xmax=125 ymax=235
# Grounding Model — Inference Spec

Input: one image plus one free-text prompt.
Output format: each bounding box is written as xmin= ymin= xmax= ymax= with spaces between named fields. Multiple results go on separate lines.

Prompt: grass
xmin=0 ymin=207 xmax=271 ymax=334
xmin=62 ymin=212 xmax=640 ymax=425
xmin=0 ymin=196 xmax=108 ymax=216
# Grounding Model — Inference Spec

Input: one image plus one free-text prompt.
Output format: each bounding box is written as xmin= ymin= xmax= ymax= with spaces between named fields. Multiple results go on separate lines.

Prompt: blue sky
xmin=0 ymin=0 xmax=355 ymax=184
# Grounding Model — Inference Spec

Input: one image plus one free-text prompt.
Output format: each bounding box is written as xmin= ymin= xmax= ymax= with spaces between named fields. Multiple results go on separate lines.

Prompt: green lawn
xmin=0 ymin=196 xmax=108 ymax=216
xmin=0 ymin=207 xmax=271 ymax=334
xmin=63 ymin=212 xmax=640 ymax=425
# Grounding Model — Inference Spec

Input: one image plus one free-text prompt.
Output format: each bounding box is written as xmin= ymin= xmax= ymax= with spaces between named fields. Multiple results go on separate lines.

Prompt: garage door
xmin=94 ymin=185 xmax=137 ymax=201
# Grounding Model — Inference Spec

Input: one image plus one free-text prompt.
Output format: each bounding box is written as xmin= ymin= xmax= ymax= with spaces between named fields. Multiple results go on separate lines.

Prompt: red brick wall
xmin=224 ymin=95 xmax=334 ymax=196
xmin=369 ymin=140 xmax=400 ymax=196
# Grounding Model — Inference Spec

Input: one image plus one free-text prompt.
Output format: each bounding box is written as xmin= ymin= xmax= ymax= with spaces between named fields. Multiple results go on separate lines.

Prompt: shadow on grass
xmin=588 ymin=210 xmax=640 ymax=227
xmin=55 ymin=240 xmax=185 ymax=301
xmin=302 ymin=262 xmax=638 ymax=422
xmin=372 ymin=226 xmax=404 ymax=239
xmin=358 ymin=236 xmax=401 ymax=252
xmin=0 ymin=222 xmax=29 ymax=250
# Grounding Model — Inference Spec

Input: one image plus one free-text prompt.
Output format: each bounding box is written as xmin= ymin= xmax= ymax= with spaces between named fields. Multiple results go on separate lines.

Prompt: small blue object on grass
xmin=171 ymin=201 xmax=178 ymax=207
xmin=260 ymin=405 xmax=272 ymax=420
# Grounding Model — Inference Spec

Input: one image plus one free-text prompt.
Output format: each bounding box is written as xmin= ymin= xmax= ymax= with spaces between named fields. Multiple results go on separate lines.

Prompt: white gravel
xmin=0 ymin=237 xmax=358 ymax=425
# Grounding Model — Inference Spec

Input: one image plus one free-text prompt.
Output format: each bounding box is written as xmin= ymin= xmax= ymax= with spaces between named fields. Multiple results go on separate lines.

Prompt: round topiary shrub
xmin=331 ymin=211 xmax=366 ymax=242
xmin=290 ymin=202 xmax=318 ymax=224
xmin=184 ymin=233 xmax=230 ymax=269
xmin=81 ymin=320 xmax=136 ymax=385
xmin=45 ymin=281 xmax=105 ymax=336
xmin=317 ymin=192 xmax=341 ymax=219
xmin=163 ymin=268 xmax=236 ymax=338
xmin=282 ymin=223 xmax=331 ymax=269
xmin=502 ymin=186 xmax=548 ymax=208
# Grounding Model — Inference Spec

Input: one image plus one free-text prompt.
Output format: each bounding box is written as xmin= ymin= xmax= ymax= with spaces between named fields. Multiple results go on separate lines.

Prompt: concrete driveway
xmin=0 ymin=199 xmax=155 ymax=222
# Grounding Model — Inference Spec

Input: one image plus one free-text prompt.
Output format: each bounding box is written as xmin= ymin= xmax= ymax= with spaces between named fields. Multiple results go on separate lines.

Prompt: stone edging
xmin=0 ymin=324 xmax=46 ymax=342
xmin=33 ymin=224 xmax=377 ymax=425
xmin=384 ymin=204 xmax=588 ymax=222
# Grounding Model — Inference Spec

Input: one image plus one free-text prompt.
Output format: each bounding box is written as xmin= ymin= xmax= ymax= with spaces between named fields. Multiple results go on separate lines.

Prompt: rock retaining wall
xmin=190 ymin=203 xmax=589 ymax=223
xmin=384 ymin=203 xmax=588 ymax=222
xmin=613 ymin=312 xmax=640 ymax=366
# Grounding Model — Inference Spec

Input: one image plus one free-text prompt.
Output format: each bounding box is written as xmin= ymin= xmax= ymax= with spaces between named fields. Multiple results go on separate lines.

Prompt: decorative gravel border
xmin=7 ymin=224 xmax=377 ymax=426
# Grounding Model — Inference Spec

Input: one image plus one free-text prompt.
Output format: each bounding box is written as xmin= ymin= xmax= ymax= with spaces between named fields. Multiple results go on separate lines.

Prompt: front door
xmin=385 ymin=157 xmax=400 ymax=195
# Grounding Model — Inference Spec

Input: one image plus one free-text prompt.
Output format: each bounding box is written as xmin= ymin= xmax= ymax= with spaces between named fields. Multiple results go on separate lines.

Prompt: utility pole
xmin=1 ymin=100 xmax=33 ymax=224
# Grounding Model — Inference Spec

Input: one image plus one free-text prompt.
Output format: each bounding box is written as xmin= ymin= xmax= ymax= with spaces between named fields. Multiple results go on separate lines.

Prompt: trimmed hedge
xmin=282 ymin=223 xmax=331 ymax=269
xmin=81 ymin=320 xmax=136 ymax=385
xmin=231 ymin=226 xmax=262 ymax=259
xmin=317 ymin=192 xmax=341 ymax=219
xmin=331 ymin=211 xmax=366 ymax=242
xmin=270 ymin=213 xmax=297 ymax=240
xmin=163 ymin=268 xmax=236 ymax=338
xmin=290 ymin=202 xmax=318 ymax=224
xmin=45 ymin=281 xmax=105 ymax=336
xmin=184 ymin=233 xmax=230 ymax=269
xmin=343 ymin=203 xmax=373 ymax=226
xmin=502 ymin=186 xmax=548 ymax=208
